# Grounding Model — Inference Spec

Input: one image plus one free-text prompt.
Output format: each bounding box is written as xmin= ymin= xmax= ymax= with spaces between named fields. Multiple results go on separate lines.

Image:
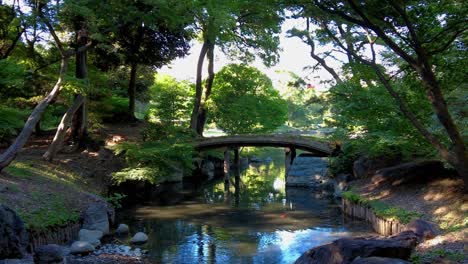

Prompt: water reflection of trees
xmin=204 ymin=160 xmax=286 ymax=209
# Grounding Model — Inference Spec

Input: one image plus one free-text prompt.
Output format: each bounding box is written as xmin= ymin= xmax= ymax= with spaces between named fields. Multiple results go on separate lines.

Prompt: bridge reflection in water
xmin=118 ymin=149 xmax=373 ymax=264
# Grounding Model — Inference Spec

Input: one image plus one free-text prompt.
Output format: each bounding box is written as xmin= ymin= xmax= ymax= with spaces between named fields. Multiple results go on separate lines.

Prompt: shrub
xmin=0 ymin=105 xmax=29 ymax=143
xmin=91 ymin=96 xmax=129 ymax=122
xmin=113 ymin=123 xmax=196 ymax=184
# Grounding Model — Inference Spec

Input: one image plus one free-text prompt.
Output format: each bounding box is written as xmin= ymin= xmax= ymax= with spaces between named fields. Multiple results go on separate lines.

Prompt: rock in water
xmin=115 ymin=224 xmax=129 ymax=234
xmin=78 ymin=229 xmax=103 ymax=247
xmin=82 ymin=203 xmax=110 ymax=234
xmin=130 ymin=232 xmax=148 ymax=244
xmin=0 ymin=205 xmax=28 ymax=259
xmin=351 ymin=257 xmax=411 ymax=264
xmin=34 ymin=244 xmax=64 ymax=264
xmin=70 ymin=241 xmax=95 ymax=255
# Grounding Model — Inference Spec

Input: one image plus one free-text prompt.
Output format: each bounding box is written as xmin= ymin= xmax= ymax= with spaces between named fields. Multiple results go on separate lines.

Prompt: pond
xmin=118 ymin=150 xmax=373 ymax=264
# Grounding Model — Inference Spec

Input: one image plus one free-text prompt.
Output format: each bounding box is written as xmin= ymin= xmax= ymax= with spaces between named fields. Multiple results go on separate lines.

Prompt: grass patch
xmin=439 ymin=217 xmax=468 ymax=233
xmin=4 ymin=162 xmax=35 ymax=178
xmin=410 ymin=249 xmax=465 ymax=264
xmin=17 ymin=192 xmax=80 ymax=231
xmin=1 ymin=161 xmax=98 ymax=231
xmin=4 ymin=161 xmax=82 ymax=187
xmin=342 ymin=190 xmax=421 ymax=224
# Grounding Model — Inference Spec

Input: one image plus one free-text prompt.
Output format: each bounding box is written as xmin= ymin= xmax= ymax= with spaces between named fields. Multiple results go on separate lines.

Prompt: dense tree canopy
xmin=209 ymin=64 xmax=287 ymax=135
xmin=0 ymin=0 xmax=466 ymax=189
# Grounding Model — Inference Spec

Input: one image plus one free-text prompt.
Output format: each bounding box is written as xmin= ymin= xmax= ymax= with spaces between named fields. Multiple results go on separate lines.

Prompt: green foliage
xmin=191 ymin=0 xmax=283 ymax=67
xmin=209 ymin=64 xmax=287 ymax=135
xmin=0 ymin=59 xmax=27 ymax=99
xmin=40 ymin=104 xmax=67 ymax=131
xmin=91 ymin=96 xmax=129 ymax=122
xmin=342 ymin=191 xmax=421 ymax=224
xmin=326 ymin=79 xmax=439 ymax=174
xmin=3 ymin=161 xmax=34 ymax=178
xmin=439 ymin=217 xmax=468 ymax=233
xmin=113 ymin=123 xmax=196 ymax=184
xmin=0 ymin=105 xmax=29 ymax=143
xmin=280 ymin=72 xmax=325 ymax=129
xmin=148 ymin=74 xmax=193 ymax=125
xmin=104 ymin=193 xmax=127 ymax=209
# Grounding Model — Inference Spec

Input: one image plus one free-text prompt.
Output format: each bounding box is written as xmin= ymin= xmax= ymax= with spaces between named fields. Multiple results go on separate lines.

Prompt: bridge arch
xmin=195 ymin=135 xmax=332 ymax=157
xmin=195 ymin=135 xmax=332 ymax=179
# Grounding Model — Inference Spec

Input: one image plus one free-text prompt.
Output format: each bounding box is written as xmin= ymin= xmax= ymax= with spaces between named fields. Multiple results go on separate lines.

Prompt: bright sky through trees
xmin=159 ymin=16 xmax=343 ymax=92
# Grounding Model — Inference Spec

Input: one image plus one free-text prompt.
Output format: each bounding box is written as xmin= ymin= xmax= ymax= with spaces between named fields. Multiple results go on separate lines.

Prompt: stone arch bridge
xmin=195 ymin=135 xmax=333 ymax=176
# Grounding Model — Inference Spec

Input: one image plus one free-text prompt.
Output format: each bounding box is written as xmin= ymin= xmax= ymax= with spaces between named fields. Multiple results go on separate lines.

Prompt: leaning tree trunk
xmin=42 ymin=95 xmax=84 ymax=161
xmin=0 ymin=56 xmax=69 ymax=170
xmin=190 ymin=41 xmax=209 ymax=133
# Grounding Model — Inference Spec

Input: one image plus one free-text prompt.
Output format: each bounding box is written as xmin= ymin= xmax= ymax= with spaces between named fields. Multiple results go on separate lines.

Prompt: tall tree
xmin=189 ymin=0 xmax=284 ymax=135
xmin=303 ymin=0 xmax=468 ymax=189
xmin=0 ymin=1 xmax=92 ymax=169
xmin=105 ymin=0 xmax=191 ymax=121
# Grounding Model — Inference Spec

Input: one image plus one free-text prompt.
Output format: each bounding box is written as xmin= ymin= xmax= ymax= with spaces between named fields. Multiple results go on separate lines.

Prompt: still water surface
xmin=119 ymin=154 xmax=373 ymax=263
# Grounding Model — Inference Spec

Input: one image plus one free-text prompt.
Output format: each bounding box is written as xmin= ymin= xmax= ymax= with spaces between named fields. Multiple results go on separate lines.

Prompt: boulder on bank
xmin=85 ymin=194 xmax=116 ymax=226
xmin=115 ymin=224 xmax=129 ymax=235
xmin=34 ymin=244 xmax=64 ymax=264
xmin=78 ymin=229 xmax=103 ymax=247
xmin=130 ymin=232 xmax=148 ymax=244
xmin=82 ymin=203 xmax=110 ymax=235
xmin=70 ymin=241 xmax=95 ymax=255
xmin=404 ymin=219 xmax=440 ymax=242
xmin=353 ymin=156 xmax=401 ymax=179
xmin=371 ymin=160 xmax=453 ymax=187
xmin=0 ymin=205 xmax=28 ymax=259
xmin=294 ymin=232 xmax=417 ymax=264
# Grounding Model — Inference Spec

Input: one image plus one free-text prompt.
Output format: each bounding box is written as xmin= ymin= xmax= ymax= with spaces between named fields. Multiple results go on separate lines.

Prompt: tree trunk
xmin=190 ymin=41 xmax=209 ymax=133
xmin=128 ymin=61 xmax=138 ymax=121
xmin=0 ymin=56 xmax=69 ymax=170
xmin=43 ymin=94 xmax=84 ymax=161
xmin=71 ymin=25 xmax=88 ymax=146
xmin=196 ymin=42 xmax=215 ymax=136
xmin=418 ymin=67 xmax=468 ymax=190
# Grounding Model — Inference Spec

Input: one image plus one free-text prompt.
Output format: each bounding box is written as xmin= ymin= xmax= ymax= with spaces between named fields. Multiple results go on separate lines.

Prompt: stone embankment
xmin=0 ymin=200 xmax=150 ymax=264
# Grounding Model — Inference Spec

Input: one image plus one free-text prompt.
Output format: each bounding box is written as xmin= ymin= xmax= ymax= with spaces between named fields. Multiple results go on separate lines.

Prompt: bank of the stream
xmin=1 ymin=124 xmax=467 ymax=264
xmin=344 ymin=176 xmax=467 ymax=263
xmin=0 ymin=123 xmax=142 ymax=252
